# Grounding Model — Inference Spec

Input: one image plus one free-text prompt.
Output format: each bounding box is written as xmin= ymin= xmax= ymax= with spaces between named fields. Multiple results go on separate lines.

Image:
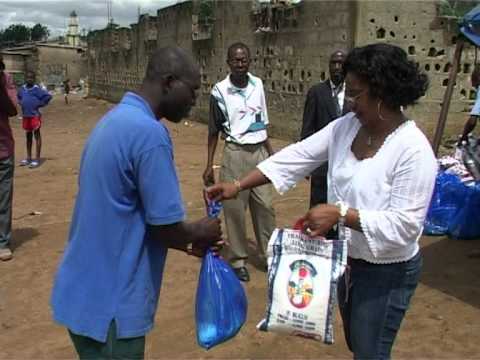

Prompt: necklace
xmin=365 ymin=119 xmax=410 ymax=148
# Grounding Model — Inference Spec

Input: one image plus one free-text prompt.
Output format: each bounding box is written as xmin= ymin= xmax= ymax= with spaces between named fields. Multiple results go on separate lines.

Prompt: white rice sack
xmin=257 ymin=228 xmax=347 ymax=344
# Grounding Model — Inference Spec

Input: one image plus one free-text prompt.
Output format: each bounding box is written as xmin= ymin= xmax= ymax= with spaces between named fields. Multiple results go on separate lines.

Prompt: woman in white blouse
xmin=207 ymin=43 xmax=437 ymax=359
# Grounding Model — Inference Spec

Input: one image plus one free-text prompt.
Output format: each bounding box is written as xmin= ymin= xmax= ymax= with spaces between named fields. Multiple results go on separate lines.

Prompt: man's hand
xmin=191 ymin=217 xmax=223 ymax=257
xmin=458 ymin=116 xmax=478 ymax=146
xmin=203 ymin=166 xmax=215 ymax=186
xmin=206 ymin=182 xmax=239 ymax=202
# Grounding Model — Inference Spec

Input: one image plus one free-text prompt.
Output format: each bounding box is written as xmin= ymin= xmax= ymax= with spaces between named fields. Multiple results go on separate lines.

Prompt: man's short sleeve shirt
xmin=51 ymin=92 xmax=185 ymax=342
xmin=210 ymin=73 xmax=269 ymax=145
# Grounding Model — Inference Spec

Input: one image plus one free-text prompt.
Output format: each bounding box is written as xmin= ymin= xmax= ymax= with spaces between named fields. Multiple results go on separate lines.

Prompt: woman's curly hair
xmin=343 ymin=43 xmax=429 ymax=109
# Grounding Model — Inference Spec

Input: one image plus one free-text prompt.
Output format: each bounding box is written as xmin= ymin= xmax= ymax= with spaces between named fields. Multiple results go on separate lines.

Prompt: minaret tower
xmin=66 ymin=11 xmax=80 ymax=47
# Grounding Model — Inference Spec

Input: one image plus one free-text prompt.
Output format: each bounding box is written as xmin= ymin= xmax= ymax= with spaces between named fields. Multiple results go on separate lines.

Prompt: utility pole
xmin=432 ymin=38 xmax=465 ymax=155
xmin=106 ymin=0 xmax=113 ymax=26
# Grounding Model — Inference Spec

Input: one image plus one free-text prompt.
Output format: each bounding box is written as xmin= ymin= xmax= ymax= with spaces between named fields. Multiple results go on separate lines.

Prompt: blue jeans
xmin=338 ymin=252 xmax=422 ymax=360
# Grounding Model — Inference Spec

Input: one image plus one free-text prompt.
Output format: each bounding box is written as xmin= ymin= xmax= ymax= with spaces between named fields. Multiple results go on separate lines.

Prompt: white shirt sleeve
xmin=358 ymin=145 xmax=438 ymax=257
xmin=257 ymin=119 xmax=336 ymax=194
xmin=260 ymin=81 xmax=269 ymax=126
xmin=471 ymin=87 xmax=480 ymax=116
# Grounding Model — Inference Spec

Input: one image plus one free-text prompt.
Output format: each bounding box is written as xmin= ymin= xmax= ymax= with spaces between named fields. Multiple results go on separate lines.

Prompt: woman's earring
xmin=377 ymin=100 xmax=386 ymax=121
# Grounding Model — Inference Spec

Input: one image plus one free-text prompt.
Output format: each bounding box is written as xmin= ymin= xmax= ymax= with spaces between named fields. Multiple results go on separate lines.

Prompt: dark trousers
xmin=0 ymin=156 xmax=14 ymax=249
xmin=69 ymin=321 xmax=145 ymax=360
xmin=337 ymin=252 xmax=422 ymax=360
xmin=309 ymin=173 xmax=328 ymax=208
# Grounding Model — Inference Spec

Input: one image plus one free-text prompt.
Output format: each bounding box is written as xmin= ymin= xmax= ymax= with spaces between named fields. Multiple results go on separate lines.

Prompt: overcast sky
xmin=0 ymin=0 xmax=186 ymax=36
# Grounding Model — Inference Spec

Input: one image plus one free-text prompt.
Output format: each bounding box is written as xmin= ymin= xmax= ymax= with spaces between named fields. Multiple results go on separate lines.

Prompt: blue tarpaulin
xmin=460 ymin=5 xmax=480 ymax=46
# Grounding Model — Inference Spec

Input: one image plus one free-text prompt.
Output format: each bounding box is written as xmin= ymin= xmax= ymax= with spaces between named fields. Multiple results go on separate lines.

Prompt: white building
xmin=66 ymin=11 xmax=81 ymax=47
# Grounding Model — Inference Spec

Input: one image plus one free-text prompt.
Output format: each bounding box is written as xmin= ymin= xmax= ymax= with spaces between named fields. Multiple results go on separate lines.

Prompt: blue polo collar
xmin=121 ymin=92 xmax=157 ymax=120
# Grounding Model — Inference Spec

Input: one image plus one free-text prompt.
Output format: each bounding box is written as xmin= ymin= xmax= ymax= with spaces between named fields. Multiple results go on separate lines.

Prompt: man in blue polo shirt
xmin=51 ymin=47 xmax=223 ymax=359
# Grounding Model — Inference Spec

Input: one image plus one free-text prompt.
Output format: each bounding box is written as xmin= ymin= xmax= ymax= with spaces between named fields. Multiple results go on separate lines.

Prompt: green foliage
xmin=198 ymin=0 xmax=214 ymax=24
xmin=1 ymin=24 xmax=30 ymax=43
xmin=31 ymin=23 xmax=49 ymax=41
xmin=0 ymin=23 xmax=51 ymax=47
xmin=439 ymin=0 xmax=480 ymax=19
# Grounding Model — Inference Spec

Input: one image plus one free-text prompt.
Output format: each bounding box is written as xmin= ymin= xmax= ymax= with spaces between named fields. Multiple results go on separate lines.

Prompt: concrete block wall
xmin=86 ymin=0 xmax=476 ymax=141
xmin=37 ymin=47 xmax=86 ymax=87
xmin=355 ymin=0 xmax=477 ymax=139
xmin=185 ymin=1 xmax=355 ymax=139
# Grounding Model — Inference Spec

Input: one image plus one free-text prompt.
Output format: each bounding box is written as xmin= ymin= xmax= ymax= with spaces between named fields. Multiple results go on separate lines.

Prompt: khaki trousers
xmin=220 ymin=142 xmax=276 ymax=268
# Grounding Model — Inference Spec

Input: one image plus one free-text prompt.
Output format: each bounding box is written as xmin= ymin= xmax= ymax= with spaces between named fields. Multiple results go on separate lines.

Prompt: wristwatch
xmin=335 ymin=201 xmax=348 ymax=226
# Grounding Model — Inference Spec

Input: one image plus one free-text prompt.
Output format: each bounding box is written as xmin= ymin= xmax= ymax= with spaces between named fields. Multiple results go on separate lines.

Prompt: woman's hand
xmin=300 ymin=204 xmax=340 ymax=237
xmin=206 ymin=182 xmax=239 ymax=201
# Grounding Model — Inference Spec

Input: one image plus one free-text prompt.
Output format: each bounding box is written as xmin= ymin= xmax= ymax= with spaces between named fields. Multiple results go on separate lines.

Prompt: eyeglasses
xmin=344 ymin=89 xmax=367 ymax=106
xmin=228 ymin=58 xmax=250 ymax=65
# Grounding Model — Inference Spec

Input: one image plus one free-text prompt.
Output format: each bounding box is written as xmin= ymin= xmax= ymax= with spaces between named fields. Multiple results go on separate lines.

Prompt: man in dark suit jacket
xmin=301 ymin=50 xmax=347 ymax=208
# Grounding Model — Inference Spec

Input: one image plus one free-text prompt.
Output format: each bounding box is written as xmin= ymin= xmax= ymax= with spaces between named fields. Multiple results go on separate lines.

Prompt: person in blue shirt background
xmin=50 ymin=46 xmax=223 ymax=359
xmin=17 ymin=71 xmax=52 ymax=168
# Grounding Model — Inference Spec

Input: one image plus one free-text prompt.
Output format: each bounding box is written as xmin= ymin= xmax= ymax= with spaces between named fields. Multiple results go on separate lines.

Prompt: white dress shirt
xmin=257 ymin=112 xmax=438 ymax=264
xmin=330 ymin=80 xmax=345 ymax=113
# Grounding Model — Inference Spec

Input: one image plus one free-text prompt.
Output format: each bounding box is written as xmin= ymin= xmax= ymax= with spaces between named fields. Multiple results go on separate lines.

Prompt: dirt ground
xmin=1 ymin=94 xmax=480 ymax=359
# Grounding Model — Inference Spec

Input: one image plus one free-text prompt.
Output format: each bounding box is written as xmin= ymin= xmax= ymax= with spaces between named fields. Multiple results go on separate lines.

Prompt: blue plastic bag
xmin=205 ymin=198 xmax=223 ymax=218
xmin=195 ymin=251 xmax=248 ymax=349
xmin=448 ymin=183 xmax=480 ymax=240
xmin=424 ymin=171 xmax=465 ymax=235
xmin=195 ymin=199 xmax=248 ymax=349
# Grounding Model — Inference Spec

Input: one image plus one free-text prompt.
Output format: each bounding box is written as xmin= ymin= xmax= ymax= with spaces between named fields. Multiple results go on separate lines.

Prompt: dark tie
xmin=332 ymin=86 xmax=341 ymax=117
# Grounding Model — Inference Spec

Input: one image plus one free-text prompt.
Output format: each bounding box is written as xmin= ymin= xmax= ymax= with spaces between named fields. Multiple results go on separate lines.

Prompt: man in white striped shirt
xmin=203 ymin=42 xmax=276 ymax=282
